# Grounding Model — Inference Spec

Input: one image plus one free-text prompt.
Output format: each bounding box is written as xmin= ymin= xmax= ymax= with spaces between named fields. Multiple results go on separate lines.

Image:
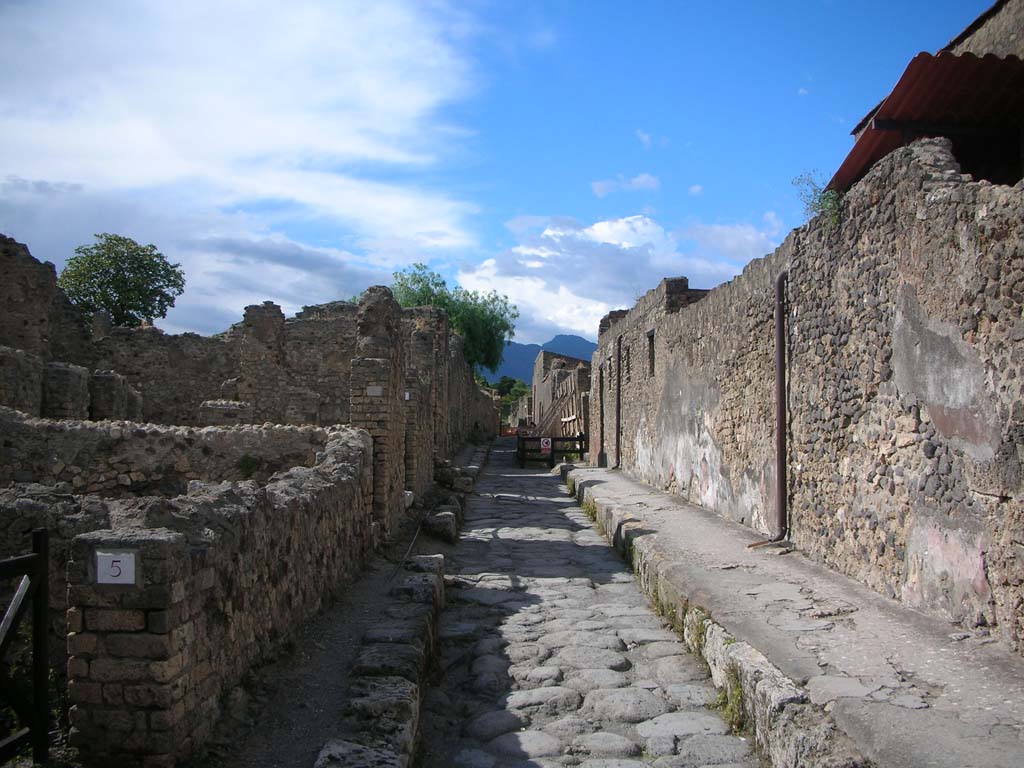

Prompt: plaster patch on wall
xmin=892 ymin=288 xmax=999 ymax=461
xmin=630 ymin=361 xmax=771 ymax=533
xmin=903 ymin=514 xmax=993 ymax=626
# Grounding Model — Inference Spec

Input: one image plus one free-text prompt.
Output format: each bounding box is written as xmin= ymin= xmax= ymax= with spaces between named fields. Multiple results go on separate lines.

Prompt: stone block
xmin=91 ymin=370 xmax=129 ymax=420
xmin=197 ymin=399 xmax=254 ymax=426
xmin=42 ymin=361 xmax=91 ymax=419
xmin=0 ymin=345 xmax=43 ymax=415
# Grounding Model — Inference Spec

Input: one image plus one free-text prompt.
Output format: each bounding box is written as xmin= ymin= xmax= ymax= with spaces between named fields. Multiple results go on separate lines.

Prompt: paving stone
xmin=540 ymin=630 xmax=627 ymax=650
xmin=471 ymin=654 xmax=511 ymax=677
xmin=487 ymin=729 xmax=563 ymax=758
xmin=503 ymin=685 xmax=583 ymax=715
xmin=618 ymin=627 xmax=679 ymax=645
xmin=663 ymin=684 xmax=718 ymax=709
xmin=563 ymin=668 xmax=630 ymax=692
xmin=581 ymin=687 xmax=672 ymax=722
xmin=542 ymin=715 xmax=598 ymax=738
xmin=552 ymin=646 xmax=631 ymax=671
xmin=636 ymin=711 xmax=732 ymax=740
xmin=572 ymin=731 xmax=643 ymax=757
xmin=672 ymin=733 xmax=754 ymax=764
xmin=314 ymin=739 xmax=401 ymax=768
xmin=453 ymin=748 xmax=497 ymax=768
xmin=465 ymin=709 xmax=531 ymax=740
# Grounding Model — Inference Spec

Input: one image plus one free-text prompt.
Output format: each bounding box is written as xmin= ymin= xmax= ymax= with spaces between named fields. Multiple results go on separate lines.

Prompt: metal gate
xmin=0 ymin=529 xmax=49 ymax=764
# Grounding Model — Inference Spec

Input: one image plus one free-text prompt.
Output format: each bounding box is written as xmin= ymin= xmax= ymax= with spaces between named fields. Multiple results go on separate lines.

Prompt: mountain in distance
xmin=489 ymin=334 xmax=598 ymax=385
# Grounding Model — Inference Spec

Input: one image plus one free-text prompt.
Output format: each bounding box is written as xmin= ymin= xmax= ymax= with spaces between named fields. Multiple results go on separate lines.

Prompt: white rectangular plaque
xmin=96 ymin=549 xmax=137 ymax=585
xmin=366 ymin=385 xmax=384 ymax=397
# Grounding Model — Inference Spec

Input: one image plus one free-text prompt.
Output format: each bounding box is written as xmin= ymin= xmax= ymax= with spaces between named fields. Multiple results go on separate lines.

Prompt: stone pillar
xmin=0 ymin=345 xmax=43 ymax=416
xmin=238 ymin=302 xmax=287 ymax=423
xmin=42 ymin=362 xmax=90 ymax=419
xmin=67 ymin=528 xmax=193 ymax=768
xmin=90 ymin=370 xmax=129 ymax=421
xmin=349 ymin=287 xmax=406 ymax=541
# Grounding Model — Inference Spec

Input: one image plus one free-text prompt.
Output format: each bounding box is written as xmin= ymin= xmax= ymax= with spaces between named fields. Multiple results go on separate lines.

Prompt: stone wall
xmin=946 ymin=0 xmax=1024 ymax=58
xmin=0 ymin=235 xmax=59 ymax=357
xmin=589 ymin=139 xmax=1024 ymax=654
xmin=403 ymin=307 xmax=447 ymax=497
xmin=93 ymin=327 xmax=237 ymax=426
xmin=61 ymin=426 xmax=374 ymax=766
xmin=0 ymin=407 xmax=327 ymax=496
xmin=532 ymin=351 xmax=591 ymax=437
xmin=350 ymin=288 xmax=407 ymax=540
xmin=510 ymin=394 xmax=532 ymax=428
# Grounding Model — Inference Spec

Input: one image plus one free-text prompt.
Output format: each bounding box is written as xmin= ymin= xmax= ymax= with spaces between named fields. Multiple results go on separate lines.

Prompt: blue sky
xmin=0 ymin=0 xmax=993 ymax=342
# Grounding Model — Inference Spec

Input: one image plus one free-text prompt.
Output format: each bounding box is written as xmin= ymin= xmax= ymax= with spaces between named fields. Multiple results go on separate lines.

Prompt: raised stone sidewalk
xmin=566 ymin=461 xmax=1024 ymax=768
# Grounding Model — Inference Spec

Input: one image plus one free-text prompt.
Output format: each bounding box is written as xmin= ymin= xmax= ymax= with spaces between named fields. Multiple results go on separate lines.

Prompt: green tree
xmin=391 ymin=264 xmax=518 ymax=373
xmin=497 ymin=377 xmax=530 ymax=421
xmin=58 ymin=233 xmax=185 ymax=326
xmin=494 ymin=375 xmax=528 ymax=397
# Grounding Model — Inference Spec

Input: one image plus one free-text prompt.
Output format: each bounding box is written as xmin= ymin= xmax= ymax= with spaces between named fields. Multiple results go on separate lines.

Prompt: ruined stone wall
xmin=946 ymin=0 xmax=1024 ymax=58
xmin=531 ymin=351 xmax=591 ymax=432
xmin=536 ymin=361 xmax=591 ymax=438
xmin=403 ymin=307 xmax=446 ymax=497
xmin=589 ymin=278 xmax=711 ymax=473
xmin=510 ymin=395 xmax=532 ymax=428
xmin=349 ymin=288 xmax=407 ymax=540
xmin=284 ymin=302 xmax=358 ymax=425
xmin=447 ymin=335 xmax=499 ymax=445
xmin=59 ymin=426 xmax=374 ymax=766
xmin=0 ymin=235 xmax=58 ymax=357
xmin=0 ymin=406 xmax=326 ymax=496
xmin=93 ymin=328 xmax=237 ymax=426
xmin=590 ymin=139 xmax=1024 ymax=653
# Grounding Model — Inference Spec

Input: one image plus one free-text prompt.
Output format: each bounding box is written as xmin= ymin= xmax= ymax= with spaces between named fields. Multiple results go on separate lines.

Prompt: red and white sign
xmin=540 ymin=437 xmax=552 ymax=454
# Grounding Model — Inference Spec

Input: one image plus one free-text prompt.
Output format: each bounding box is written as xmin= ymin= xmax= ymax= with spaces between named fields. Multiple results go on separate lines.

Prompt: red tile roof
xmin=827 ymin=52 xmax=1024 ymax=192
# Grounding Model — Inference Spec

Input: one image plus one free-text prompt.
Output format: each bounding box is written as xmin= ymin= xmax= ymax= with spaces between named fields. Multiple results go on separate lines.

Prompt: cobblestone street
xmin=419 ymin=439 xmax=758 ymax=768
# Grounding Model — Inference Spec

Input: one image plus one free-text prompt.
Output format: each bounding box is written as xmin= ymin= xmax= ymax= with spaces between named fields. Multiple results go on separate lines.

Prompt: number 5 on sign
xmin=96 ymin=550 xmax=137 ymax=585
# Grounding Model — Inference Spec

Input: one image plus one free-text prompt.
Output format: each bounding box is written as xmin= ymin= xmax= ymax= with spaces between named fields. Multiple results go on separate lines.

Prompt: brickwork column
xmin=66 ymin=529 xmax=194 ymax=768
xmin=350 ymin=287 xmax=406 ymax=541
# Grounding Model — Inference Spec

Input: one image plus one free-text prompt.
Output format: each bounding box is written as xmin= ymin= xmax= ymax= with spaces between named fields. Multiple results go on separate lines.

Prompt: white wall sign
xmin=96 ymin=549 xmax=137 ymax=585
xmin=540 ymin=437 xmax=553 ymax=454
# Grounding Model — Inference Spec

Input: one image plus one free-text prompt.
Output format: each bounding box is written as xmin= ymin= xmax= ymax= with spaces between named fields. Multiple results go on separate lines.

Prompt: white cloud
xmin=688 ymin=184 xmax=704 ymax=196
xmin=636 ymin=129 xmax=652 ymax=148
xmin=683 ymin=211 xmax=782 ymax=263
xmin=0 ymin=0 xmax=480 ymax=330
xmin=458 ymin=212 xmax=783 ymax=343
xmin=590 ymin=173 xmax=660 ymax=198
xmin=798 ymin=87 xmax=809 ymax=96
xmin=0 ymin=177 xmax=393 ymax=335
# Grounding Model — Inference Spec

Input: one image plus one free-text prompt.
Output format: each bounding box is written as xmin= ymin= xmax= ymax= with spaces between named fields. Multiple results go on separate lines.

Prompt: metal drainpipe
xmin=750 ymin=270 xmax=790 ymax=547
xmin=615 ymin=335 xmax=622 ymax=468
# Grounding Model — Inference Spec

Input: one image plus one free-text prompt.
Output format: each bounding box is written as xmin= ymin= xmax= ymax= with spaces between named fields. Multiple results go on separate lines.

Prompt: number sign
xmin=96 ymin=549 xmax=137 ymax=585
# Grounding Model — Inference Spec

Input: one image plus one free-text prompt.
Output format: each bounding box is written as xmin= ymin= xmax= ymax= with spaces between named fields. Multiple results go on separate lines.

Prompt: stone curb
xmin=565 ymin=467 xmax=870 ymax=768
xmin=314 ymin=441 xmax=493 ymax=767
xmin=314 ymin=553 xmax=446 ymax=768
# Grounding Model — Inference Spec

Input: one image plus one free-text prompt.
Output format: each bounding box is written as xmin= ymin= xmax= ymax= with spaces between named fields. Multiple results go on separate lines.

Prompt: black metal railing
xmin=0 ymin=529 xmax=49 ymax=764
